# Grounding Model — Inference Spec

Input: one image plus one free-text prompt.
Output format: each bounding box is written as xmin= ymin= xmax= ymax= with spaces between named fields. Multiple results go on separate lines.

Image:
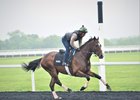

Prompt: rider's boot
xmin=62 ymin=61 xmax=69 ymax=66
xmin=62 ymin=62 xmax=66 ymax=66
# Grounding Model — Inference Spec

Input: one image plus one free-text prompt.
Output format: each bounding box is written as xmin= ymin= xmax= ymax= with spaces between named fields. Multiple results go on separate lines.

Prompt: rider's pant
xmin=62 ymin=36 xmax=75 ymax=63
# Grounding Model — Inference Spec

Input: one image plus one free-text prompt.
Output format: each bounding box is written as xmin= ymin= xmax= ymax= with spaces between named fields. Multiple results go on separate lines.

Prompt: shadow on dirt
xmin=0 ymin=91 xmax=140 ymax=100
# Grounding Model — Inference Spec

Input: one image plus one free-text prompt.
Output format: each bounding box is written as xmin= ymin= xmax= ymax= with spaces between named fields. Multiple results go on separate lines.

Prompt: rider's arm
xmin=70 ymin=33 xmax=78 ymax=49
xmin=79 ymin=39 xmax=82 ymax=47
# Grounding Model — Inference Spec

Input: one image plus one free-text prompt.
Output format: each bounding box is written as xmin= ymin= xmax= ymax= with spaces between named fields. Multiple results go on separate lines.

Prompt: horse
xmin=22 ymin=36 xmax=111 ymax=99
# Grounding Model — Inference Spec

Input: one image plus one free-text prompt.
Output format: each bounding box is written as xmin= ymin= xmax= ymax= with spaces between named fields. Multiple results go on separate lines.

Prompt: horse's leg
xmin=74 ymin=70 xmax=91 ymax=91
xmin=47 ymin=69 xmax=62 ymax=99
xmin=53 ymin=71 xmax=72 ymax=92
xmin=80 ymin=77 xmax=90 ymax=91
xmin=61 ymin=84 xmax=72 ymax=92
xmin=49 ymin=69 xmax=72 ymax=99
xmin=87 ymin=71 xmax=111 ymax=91
xmin=49 ymin=78 xmax=61 ymax=99
xmin=75 ymin=70 xmax=90 ymax=79
xmin=54 ymin=75 xmax=72 ymax=92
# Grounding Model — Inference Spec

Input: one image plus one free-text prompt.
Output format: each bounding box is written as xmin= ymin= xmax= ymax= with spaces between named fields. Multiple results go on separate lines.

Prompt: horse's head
xmin=90 ymin=36 xmax=103 ymax=59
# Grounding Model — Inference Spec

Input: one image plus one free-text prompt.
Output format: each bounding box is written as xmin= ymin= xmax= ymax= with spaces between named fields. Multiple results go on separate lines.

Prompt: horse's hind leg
xmin=49 ymin=70 xmax=72 ymax=99
xmin=87 ymin=71 xmax=111 ymax=91
xmin=53 ymin=75 xmax=72 ymax=92
xmin=49 ymin=78 xmax=61 ymax=99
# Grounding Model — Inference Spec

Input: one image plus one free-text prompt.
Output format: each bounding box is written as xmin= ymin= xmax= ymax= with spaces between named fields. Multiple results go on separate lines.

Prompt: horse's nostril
xmin=99 ymin=55 xmax=103 ymax=59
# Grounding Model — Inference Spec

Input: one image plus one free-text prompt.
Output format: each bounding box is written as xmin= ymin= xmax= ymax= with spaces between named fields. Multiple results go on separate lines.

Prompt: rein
xmin=81 ymin=51 xmax=97 ymax=56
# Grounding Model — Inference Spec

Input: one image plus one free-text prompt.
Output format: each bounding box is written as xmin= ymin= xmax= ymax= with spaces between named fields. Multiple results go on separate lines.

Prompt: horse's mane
xmin=80 ymin=38 xmax=94 ymax=49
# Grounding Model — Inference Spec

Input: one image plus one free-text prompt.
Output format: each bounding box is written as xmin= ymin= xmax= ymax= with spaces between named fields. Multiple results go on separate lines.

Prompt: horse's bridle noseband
xmin=82 ymin=50 xmax=98 ymax=57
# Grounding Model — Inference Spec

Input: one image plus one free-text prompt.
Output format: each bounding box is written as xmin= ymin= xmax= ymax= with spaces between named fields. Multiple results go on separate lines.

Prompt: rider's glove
xmin=76 ymin=48 xmax=80 ymax=51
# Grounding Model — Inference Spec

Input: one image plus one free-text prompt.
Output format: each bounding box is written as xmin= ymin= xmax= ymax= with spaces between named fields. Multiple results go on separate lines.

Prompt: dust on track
xmin=0 ymin=91 xmax=140 ymax=100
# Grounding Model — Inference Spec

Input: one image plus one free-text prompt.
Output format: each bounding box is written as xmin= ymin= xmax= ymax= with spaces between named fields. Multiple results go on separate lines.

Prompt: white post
xmin=31 ymin=70 xmax=35 ymax=91
xmin=97 ymin=0 xmax=106 ymax=91
xmin=99 ymin=25 xmax=106 ymax=91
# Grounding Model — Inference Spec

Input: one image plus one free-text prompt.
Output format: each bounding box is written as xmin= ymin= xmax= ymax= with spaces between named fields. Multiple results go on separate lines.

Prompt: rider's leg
xmin=62 ymin=37 xmax=70 ymax=65
xmin=63 ymin=47 xmax=70 ymax=65
xmin=71 ymin=48 xmax=76 ymax=55
xmin=67 ymin=48 xmax=76 ymax=64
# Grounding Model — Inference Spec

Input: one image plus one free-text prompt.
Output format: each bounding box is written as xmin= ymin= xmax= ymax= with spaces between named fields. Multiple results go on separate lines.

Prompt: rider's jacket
xmin=64 ymin=30 xmax=82 ymax=42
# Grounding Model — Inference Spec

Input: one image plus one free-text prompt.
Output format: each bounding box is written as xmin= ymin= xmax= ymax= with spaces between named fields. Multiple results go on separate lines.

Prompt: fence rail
xmin=0 ymin=62 xmax=140 ymax=68
xmin=0 ymin=62 xmax=140 ymax=91
xmin=0 ymin=47 xmax=139 ymax=57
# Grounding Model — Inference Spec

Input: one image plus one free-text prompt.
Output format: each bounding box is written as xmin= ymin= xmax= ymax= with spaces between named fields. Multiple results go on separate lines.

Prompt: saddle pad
xmin=54 ymin=52 xmax=64 ymax=66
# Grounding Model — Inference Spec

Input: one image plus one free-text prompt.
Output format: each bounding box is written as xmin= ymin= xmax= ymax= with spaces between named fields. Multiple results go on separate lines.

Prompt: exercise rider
xmin=62 ymin=25 xmax=88 ymax=66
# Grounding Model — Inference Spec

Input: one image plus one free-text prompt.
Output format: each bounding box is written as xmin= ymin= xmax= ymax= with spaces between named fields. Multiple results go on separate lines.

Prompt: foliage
xmin=0 ymin=30 xmax=139 ymax=50
xmin=105 ymin=36 xmax=140 ymax=46
xmin=0 ymin=30 xmax=63 ymax=50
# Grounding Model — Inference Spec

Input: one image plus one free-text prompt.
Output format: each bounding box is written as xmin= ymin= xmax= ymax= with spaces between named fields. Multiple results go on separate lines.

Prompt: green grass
xmin=0 ymin=68 xmax=32 ymax=91
xmin=106 ymin=65 xmax=140 ymax=91
xmin=91 ymin=52 xmax=140 ymax=62
xmin=105 ymin=52 xmax=140 ymax=62
xmin=0 ymin=52 xmax=140 ymax=91
xmin=0 ymin=56 xmax=41 ymax=65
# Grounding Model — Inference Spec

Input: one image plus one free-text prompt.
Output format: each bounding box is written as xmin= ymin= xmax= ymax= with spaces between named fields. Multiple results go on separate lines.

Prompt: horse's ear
xmin=93 ymin=36 xmax=96 ymax=40
xmin=97 ymin=37 xmax=99 ymax=40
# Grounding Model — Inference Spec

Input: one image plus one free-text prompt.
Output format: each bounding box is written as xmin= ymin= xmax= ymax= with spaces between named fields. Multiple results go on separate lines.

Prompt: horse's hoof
xmin=67 ymin=88 xmax=72 ymax=92
xmin=80 ymin=86 xmax=86 ymax=91
xmin=106 ymin=84 xmax=111 ymax=91
xmin=54 ymin=96 xmax=62 ymax=100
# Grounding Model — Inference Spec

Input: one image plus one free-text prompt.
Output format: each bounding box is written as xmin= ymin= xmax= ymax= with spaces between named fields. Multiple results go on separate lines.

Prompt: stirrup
xmin=62 ymin=62 xmax=66 ymax=66
xmin=65 ymin=63 xmax=69 ymax=67
xmin=62 ymin=62 xmax=69 ymax=66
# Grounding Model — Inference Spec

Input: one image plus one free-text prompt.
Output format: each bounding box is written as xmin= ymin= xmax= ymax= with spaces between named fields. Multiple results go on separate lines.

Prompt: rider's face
xmin=80 ymin=32 xmax=86 ymax=37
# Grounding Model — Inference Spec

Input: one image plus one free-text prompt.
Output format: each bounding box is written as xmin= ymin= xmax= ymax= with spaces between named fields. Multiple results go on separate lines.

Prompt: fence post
xmin=31 ymin=71 xmax=35 ymax=91
xmin=97 ymin=0 xmax=106 ymax=91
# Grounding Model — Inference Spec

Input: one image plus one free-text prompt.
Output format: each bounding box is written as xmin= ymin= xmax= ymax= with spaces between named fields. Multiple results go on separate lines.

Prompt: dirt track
xmin=0 ymin=91 xmax=140 ymax=100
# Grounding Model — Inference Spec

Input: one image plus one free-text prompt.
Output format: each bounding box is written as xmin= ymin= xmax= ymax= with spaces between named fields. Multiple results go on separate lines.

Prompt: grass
xmin=0 ymin=56 xmax=41 ymax=65
xmin=0 ymin=52 xmax=140 ymax=91
xmin=106 ymin=65 xmax=140 ymax=91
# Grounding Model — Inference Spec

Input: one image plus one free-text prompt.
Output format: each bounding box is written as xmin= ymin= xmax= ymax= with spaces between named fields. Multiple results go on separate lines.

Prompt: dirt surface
xmin=0 ymin=91 xmax=140 ymax=100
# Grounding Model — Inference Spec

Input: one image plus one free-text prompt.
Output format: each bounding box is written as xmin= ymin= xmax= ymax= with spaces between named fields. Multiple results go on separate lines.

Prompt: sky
xmin=0 ymin=0 xmax=139 ymax=40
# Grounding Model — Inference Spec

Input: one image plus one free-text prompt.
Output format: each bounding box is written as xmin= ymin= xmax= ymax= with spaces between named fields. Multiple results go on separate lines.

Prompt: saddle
xmin=54 ymin=49 xmax=74 ymax=66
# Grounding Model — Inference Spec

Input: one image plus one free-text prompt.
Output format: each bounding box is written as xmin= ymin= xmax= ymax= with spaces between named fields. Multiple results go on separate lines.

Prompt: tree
xmin=0 ymin=30 xmax=63 ymax=50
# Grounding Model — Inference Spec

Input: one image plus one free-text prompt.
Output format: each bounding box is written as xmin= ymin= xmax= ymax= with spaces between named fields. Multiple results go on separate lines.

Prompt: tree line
xmin=0 ymin=30 xmax=63 ymax=50
xmin=104 ymin=36 xmax=140 ymax=46
xmin=0 ymin=30 xmax=139 ymax=50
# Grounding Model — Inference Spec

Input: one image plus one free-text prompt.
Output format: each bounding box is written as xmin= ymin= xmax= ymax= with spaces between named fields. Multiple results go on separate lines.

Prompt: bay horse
xmin=22 ymin=36 xmax=111 ymax=99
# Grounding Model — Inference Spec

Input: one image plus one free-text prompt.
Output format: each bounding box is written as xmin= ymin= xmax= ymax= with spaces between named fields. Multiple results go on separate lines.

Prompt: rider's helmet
xmin=79 ymin=25 xmax=88 ymax=33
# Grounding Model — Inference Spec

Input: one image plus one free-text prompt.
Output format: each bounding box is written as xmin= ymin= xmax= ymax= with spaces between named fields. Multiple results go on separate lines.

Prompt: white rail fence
xmin=0 ymin=46 xmax=139 ymax=57
xmin=0 ymin=47 xmax=140 ymax=91
xmin=0 ymin=62 xmax=140 ymax=91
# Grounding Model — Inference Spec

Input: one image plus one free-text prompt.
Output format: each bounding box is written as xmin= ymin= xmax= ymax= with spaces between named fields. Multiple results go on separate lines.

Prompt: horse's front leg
xmin=87 ymin=71 xmax=111 ymax=91
xmin=80 ymin=77 xmax=90 ymax=91
xmin=74 ymin=70 xmax=90 ymax=91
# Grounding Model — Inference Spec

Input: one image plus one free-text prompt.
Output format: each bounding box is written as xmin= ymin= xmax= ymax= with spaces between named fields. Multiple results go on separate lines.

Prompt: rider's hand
xmin=76 ymin=48 xmax=80 ymax=51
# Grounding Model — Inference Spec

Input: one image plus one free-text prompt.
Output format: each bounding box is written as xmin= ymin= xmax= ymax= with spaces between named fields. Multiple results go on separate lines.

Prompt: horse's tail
xmin=22 ymin=58 xmax=42 ymax=72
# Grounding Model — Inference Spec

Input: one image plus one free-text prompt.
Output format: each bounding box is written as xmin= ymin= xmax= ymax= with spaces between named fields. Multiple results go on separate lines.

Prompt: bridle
xmin=82 ymin=50 xmax=98 ymax=57
xmin=81 ymin=43 xmax=102 ymax=57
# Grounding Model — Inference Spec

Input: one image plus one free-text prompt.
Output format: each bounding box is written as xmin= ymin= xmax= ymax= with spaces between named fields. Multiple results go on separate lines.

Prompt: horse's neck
xmin=80 ymin=43 xmax=92 ymax=60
